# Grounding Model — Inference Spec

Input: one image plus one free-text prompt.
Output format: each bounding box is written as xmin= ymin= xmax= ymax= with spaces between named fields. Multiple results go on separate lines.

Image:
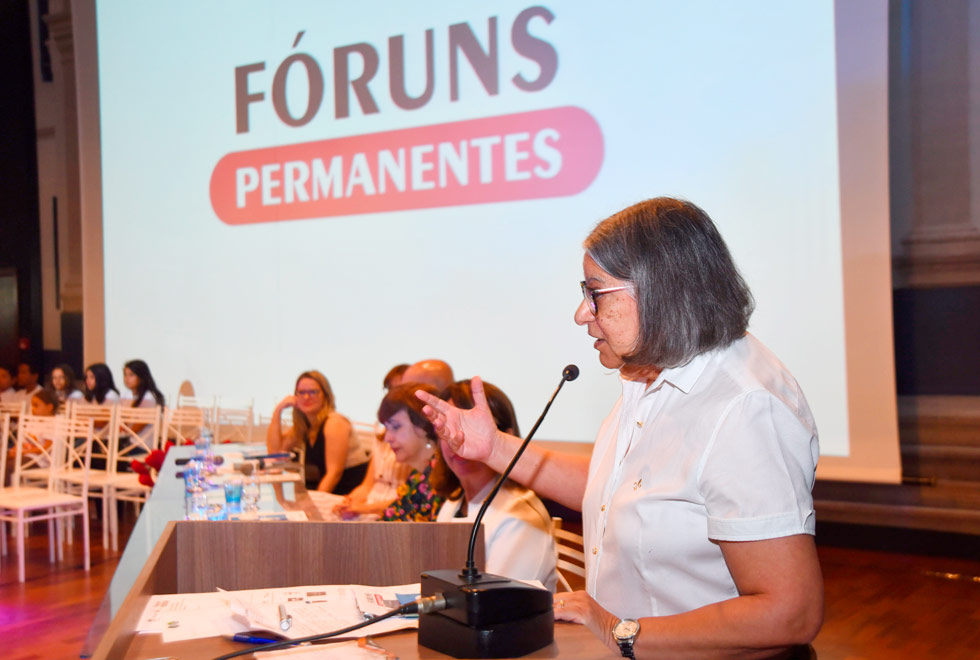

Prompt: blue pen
xmin=224 ymin=633 xmax=283 ymax=644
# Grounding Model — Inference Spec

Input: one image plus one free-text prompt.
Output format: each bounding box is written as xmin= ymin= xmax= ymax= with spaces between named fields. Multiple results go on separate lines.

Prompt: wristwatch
xmin=612 ymin=618 xmax=639 ymax=659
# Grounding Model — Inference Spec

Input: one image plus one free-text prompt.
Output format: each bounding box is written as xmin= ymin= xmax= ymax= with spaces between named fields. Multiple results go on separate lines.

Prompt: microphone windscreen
xmin=562 ymin=364 xmax=580 ymax=381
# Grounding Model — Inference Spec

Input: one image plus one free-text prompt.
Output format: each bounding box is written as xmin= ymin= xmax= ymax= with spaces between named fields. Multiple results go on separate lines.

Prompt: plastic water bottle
xmin=194 ymin=427 xmax=216 ymax=479
xmin=242 ymin=474 xmax=261 ymax=512
xmin=182 ymin=459 xmax=201 ymax=493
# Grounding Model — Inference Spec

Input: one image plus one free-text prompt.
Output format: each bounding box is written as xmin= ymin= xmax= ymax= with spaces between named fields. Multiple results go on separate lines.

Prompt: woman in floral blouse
xmin=378 ymin=383 xmax=444 ymax=521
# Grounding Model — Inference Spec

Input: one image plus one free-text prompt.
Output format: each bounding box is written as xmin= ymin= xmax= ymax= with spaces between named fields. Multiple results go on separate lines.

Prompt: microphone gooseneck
xmin=461 ymin=364 xmax=579 ymax=579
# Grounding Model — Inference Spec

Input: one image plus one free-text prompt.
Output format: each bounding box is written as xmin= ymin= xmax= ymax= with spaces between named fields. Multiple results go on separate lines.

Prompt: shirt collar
xmin=620 ymin=349 xmax=714 ymax=396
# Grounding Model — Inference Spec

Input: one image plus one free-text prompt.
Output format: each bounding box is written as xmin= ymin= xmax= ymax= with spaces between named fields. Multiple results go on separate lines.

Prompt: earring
xmin=426 ymin=441 xmax=433 ymax=450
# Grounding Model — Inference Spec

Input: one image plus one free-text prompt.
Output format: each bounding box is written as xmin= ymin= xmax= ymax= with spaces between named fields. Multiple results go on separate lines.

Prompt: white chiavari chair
xmin=175 ymin=394 xmax=216 ymax=433
xmin=162 ymin=405 xmax=207 ymax=446
xmin=106 ymin=405 xmax=162 ymax=551
xmin=552 ymin=517 xmax=586 ymax=592
xmin=257 ymin=406 xmax=291 ymax=426
xmin=0 ymin=412 xmax=8 ymax=555
xmin=13 ymin=408 xmax=58 ymax=489
xmin=0 ymin=415 xmax=93 ymax=582
xmin=0 ymin=400 xmax=26 ymax=453
xmin=214 ymin=396 xmax=255 ymax=444
xmin=63 ymin=403 xmax=117 ymax=549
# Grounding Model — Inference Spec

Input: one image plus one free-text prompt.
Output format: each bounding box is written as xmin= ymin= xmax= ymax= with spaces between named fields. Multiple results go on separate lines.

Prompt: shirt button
xmin=636 ymin=420 xmax=643 ymax=428
xmin=592 ymin=547 xmax=598 ymax=555
xmin=601 ymin=504 xmax=606 ymax=512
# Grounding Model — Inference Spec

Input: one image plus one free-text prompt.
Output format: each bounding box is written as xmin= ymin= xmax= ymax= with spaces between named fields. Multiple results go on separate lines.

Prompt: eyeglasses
xmin=580 ymin=281 xmax=631 ymax=315
xmin=295 ymin=389 xmax=322 ymax=398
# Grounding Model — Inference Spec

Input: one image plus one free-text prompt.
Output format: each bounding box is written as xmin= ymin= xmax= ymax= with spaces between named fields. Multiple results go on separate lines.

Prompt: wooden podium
xmin=91 ymin=520 xmax=616 ymax=659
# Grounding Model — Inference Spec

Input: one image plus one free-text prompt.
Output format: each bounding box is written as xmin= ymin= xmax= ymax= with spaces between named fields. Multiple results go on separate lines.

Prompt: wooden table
xmin=86 ymin=444 xmax=614 ymax=659
xmin=111 ymin=622 xmax=618 ymax=659
xmin=89 ymin=518 xmax=618 ymax=659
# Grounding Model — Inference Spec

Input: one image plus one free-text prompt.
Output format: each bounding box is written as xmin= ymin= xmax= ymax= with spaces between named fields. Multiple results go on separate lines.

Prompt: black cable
xmin=211 ymin=598 xmax=431 ymax=660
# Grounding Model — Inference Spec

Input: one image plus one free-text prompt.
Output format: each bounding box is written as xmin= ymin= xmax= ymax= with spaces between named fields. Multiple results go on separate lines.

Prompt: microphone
xmin=175 ymin=455 xmax=224 ymax=467
xmin=418 ymin=365 xmax=579 ymax=658
xmin=460 ymin=364 xmax=578 ymax=578
xmin=233 ymin=452 xmax=297 ymax=473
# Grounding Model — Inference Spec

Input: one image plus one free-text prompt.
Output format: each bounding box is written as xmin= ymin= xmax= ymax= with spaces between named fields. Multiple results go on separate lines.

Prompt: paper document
xmin=305 ymin=491 xmax=345 ymax=521
xmin=259 ymin=471 xmax=303 ymax=483
xmin=304 ymin=492 xmax=381 ymax=522
xmin=255 ymin=639 xmax=396 ymax=658
xmin=226 ymin=510 xmax=308 ymax=521
xmin=136 ymin=583 xmax=421 ymax=643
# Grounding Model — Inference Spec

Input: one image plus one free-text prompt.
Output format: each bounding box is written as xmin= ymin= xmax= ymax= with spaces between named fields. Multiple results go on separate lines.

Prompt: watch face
xmin=614 ymin=619 xmax=639 ymax=638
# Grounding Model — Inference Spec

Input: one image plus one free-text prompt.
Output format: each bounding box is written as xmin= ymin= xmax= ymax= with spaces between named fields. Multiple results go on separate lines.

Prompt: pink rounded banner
xmin=210 ymin=106 xmax=603 ymax=225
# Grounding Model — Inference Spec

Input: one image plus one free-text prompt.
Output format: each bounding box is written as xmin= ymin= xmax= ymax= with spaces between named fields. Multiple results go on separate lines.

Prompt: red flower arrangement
xmin=130 ymin=441 xmax=175 ymax=487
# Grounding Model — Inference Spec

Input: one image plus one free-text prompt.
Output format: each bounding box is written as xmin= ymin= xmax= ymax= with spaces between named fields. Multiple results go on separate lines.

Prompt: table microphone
xmin=418 ymin=364 xmax=579 ymax=658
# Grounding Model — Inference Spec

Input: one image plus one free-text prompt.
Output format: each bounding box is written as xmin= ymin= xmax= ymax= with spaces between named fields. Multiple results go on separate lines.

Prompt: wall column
xmin=892 ymin=0 xmax=980 ymax=287
xmin=43 ymin=7 xmax=84 ymax=313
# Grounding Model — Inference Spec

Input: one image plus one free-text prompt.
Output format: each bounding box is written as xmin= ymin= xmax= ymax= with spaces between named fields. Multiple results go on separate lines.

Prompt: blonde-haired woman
xmin=267 ymin=370 xmax=370 ymax=493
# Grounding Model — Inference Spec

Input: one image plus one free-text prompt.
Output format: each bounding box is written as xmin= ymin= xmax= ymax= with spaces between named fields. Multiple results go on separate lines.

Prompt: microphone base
xmin=418 ymin=569 xmax=554 ymax=658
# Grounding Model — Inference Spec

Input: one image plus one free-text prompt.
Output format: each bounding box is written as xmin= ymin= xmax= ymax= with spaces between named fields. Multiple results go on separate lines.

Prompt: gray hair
xmin=584 ymin=197 xmax=754 ymax=368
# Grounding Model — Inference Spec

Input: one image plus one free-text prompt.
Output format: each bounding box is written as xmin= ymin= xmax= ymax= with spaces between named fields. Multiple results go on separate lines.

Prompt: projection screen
xmin=76 ymin=0 xmax=899 ymax=482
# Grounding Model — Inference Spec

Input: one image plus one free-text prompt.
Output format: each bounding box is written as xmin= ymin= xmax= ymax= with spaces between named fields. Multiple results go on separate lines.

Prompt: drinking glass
xmin=185 ymin=489 xmax=208 ymax=520
xmin=242 ymin=475 xmax=260 ymax=512
xmin=224 ymin=476 xmax=243 ymax=513
xmin=206 ymin=502 xmax=226 ymax=521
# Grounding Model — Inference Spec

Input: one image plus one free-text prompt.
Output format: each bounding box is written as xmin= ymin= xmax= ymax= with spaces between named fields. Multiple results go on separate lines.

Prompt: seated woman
xmin=335 ymin=440 xmax=411 ymax=520
xmin=83 ymin=363 xmax=121 ymax=404
xmin=334 ymin=364 xmax=415 ymax=519
xmin=121 ymin=359 xmax=165 ymax=408
xmin=50 ymin=364 xmax=84 ymax=405
xmin=377 ymin=383 xmax=445 ymax=521
xmin=267 ymin=370 xmax=371 ymax=494
xmin=119 ymin=359 xmax=165 ymax=447
xmin=432 ymin=380 xmax=557 ymax=591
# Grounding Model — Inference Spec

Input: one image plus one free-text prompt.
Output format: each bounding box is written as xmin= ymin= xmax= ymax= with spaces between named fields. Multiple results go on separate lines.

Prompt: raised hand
xmin=276 ymin=394 xmax=296 ymax=411
xmin=415 ymin=376 xmax=499 ymax=463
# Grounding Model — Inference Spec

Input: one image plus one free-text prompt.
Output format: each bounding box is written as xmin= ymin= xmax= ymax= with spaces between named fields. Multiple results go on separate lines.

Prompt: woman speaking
xmin=417 ymin=197 xmax=822 ymax=659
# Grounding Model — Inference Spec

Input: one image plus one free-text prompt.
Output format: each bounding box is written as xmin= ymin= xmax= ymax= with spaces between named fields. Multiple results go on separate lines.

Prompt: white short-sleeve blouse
xmin=582 ymin=334 xmax=818 ymax=619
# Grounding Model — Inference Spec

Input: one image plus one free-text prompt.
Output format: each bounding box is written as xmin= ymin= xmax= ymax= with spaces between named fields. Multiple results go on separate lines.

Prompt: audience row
xmin=0 ymin=360 xmax=165 ymax=410
xmin=3 ymin=356 xmax=557 ymax=589
xmin=265 ymin=358 xmax=558 ymax=591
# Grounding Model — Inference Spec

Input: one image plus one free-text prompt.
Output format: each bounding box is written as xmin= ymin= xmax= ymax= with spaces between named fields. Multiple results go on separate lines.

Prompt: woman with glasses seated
xmin=267 ymin=370 xmax=371 ymax=494
xmin=418 ymin=197 xmax=822 ymax=659
xmin=431 ymin=379 xmax=557 ymax=591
